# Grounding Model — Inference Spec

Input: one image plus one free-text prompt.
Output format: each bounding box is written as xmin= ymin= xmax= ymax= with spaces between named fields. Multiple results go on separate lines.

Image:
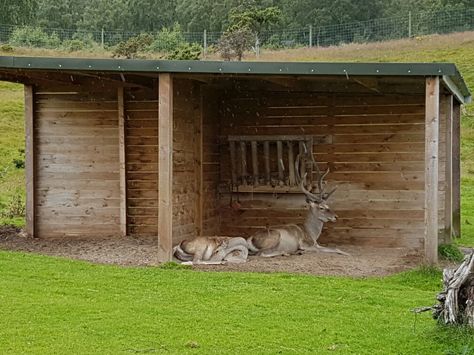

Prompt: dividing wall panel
xmin=124 ymin=86 xmax=159 ymax=237
xmin=34 ymin=84 xmax=120 ymax=238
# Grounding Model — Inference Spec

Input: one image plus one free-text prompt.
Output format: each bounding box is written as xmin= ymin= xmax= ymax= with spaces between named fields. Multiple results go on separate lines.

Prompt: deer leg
xmin=181 ymin=260 xmax=227 ymax=266
xmin=302 ymin=243 xmax=350 ymax=256
xmin=258 ymin=248 xmax=291 ymax=258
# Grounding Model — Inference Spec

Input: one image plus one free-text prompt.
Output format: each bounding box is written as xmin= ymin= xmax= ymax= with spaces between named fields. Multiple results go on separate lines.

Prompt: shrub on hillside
xmin=0 ymin=44 xmax=14 ymax=53
xmin=148 ymin=23 xmax=186 ymax=53
xmin=165 ymin=43 xmax=202 ymax=60
xmin=9 ymin=26 xmax=61 ymax=48
xmin=112 ymin=33 xmax=153 ymax=59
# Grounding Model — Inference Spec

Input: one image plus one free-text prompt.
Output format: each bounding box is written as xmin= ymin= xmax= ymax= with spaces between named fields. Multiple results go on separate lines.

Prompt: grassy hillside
xmin=0 ymin=81 xmax=25 ymax=226
xmin=0 ymin=251 xmax=473 ymax=354
xmin=0 ymin=31 xmax=474 ymax=244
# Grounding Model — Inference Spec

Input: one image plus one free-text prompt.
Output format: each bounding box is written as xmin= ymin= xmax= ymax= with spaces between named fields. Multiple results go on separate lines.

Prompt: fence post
xmin=101 ymin=28 xmax=105 ymax=48
xmin=309 ymin=25 xmax=313 ymax=47
xmin=255 ymin=34 xmax=260 ymax=57
xmin=317 ymin=27 xmax=320 ymax=47
xmin=203 ymin=29 xmax=207 ymax=57
xmin=408 ymin=11 xmax=412 ymax=38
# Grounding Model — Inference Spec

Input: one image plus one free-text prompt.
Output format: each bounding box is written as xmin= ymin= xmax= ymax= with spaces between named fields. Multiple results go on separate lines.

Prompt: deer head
xmin=296 ymin=152 xmax=338 ymax=224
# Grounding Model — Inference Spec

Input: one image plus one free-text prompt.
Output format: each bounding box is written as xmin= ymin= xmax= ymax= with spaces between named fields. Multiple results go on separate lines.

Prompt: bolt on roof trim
xmin=0 ymin=56 xmax=470 ymax=103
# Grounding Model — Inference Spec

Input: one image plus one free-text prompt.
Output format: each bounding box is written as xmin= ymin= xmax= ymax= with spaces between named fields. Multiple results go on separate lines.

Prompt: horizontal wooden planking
xmin=228 ymin=94 xmax=424 ymax=107
xmin=36 ymin=224 xmax=120 ymax=237
xmin=220 ymin=124 xmax=424 ymax=136
xmin=37 ymin=206 xmax=120 ymax=217
xmin=37 ymin=196 xmax=120 ymax=208
xmin=226 ymin=114 xmax=425 ymax=126
xmin=129 ymin=225 xmax=157 ymax=236
xmin=35 ymin=101 xmax=118 ymax=111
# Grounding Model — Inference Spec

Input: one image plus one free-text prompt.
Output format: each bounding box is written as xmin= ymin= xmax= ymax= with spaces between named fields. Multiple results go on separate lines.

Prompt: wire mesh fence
xmin=0 ymin=7 xmax=473 ymax=52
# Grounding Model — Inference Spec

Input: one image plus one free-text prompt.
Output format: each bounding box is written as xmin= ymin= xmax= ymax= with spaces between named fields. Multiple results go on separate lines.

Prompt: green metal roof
xmin=0 ymin=56 xmax=471 ymax=103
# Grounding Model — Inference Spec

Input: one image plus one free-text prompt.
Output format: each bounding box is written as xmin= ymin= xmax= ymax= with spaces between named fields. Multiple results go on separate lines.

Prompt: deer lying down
xmin=173 ymin=236 xmax=249 ymax=265
xmin=247 ymin=155 xmax=349 ymax=258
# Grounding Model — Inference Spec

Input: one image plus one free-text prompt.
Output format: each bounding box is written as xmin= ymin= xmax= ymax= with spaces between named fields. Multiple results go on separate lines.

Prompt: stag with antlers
xmin=246 ymin=152 xmax=348 ymax=257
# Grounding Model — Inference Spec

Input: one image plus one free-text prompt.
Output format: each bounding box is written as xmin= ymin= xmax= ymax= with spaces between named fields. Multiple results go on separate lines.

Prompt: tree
xmin=0 ymin=0 xmax=37 ymax=26
xmin=217 ymin=26 xmax=254 ymax=60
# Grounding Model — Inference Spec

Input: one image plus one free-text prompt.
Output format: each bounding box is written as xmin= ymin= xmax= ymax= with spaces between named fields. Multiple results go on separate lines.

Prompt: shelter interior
xmin=0 ymin=64 xmax=465 ymax=263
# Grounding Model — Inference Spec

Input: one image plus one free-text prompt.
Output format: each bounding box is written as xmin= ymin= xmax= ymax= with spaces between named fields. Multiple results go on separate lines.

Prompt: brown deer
xmin=246 ymin=154 xmax=349 ymax=257
xmin=173 ymin=236 xmax=249 ymax=265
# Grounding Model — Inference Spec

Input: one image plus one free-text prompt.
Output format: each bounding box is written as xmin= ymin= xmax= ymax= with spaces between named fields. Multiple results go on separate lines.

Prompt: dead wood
xmin=416 ymin=252 xmax=474 ymax=327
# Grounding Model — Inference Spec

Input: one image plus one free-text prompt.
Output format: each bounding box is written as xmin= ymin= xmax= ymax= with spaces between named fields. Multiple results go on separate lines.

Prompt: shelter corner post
xmin=442 ymin=94 xmax=454 ymax=244
xmin=425 ymin=77 xmax=440 ymax=264
xmin=25 ymin=85 xmax=35 ymax=238
xmin=452 ymin=102 xmax=461 ymax=238
xmin=158 ymin=73 xmax=173 ymax=262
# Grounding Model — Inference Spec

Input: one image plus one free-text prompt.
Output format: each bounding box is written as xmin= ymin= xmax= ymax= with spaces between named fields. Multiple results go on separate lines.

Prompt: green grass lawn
xmin=0 ymin=251 xmax=473 ymax=354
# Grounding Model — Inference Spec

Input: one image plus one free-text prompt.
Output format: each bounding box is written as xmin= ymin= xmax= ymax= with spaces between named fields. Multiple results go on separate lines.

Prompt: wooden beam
xmin=443 ymin=94 xmax=453 ymax=243
xmin=452 ymin=102 xmax=461 ymax=238
xmin=118 ymin=87 xmax=127 ymax=237
xmin=425 ymin=77 xmax=440 ymax=264
xmin=158 ymin=73 xmax=173 ymax=262
xmin=24 ymin=85 xmax=35 ymax=238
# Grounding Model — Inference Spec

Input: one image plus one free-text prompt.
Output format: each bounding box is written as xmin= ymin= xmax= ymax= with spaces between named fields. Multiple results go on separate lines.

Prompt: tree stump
xmin=430 ymin=252 xmax=474 ymax=327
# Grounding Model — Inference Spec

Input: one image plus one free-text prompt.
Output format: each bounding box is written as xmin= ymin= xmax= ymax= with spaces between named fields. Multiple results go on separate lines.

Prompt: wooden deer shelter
xmin=0 ymin=56 xmax=471 ymax=263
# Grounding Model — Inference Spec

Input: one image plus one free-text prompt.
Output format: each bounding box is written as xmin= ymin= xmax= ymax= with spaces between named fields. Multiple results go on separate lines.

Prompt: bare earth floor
xmin=0 ymin=226 xmax=425 ymax=277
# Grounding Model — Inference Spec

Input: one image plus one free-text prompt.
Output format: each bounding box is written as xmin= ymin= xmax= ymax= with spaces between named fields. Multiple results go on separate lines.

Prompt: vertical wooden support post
xmin=443 ymin=94 xmax=453 ymax=243
xmin=452 ymin=102 xmax=461 ymax=238
xmin=287 ymin=141 xmax=295 ymax=186
xmin=424 ymin=77 xmax=440 ymax=264
xmin=25 ymin=85 xmax=35 ymax=238
xmin=158 ymin=73 xmax=173 ymax=262
xmin=251 ymin=141 xmax=259 ymax=185
xmin=299 ymin=142 xmax=307 ymax=185
xmin=277 ymin=141 xmax=284 ymax=182
xmin=195 ymin=89 xmax=203 ymax=236
xmin=263 ymin=141 xmax=270 ymax=184
xmin=229 ymin=141 xmax=237 ymax=185
xmin=118 ymin=87 xmax=127 ymax=237
xmin=240 ymin=141 xmax=247 ymax=185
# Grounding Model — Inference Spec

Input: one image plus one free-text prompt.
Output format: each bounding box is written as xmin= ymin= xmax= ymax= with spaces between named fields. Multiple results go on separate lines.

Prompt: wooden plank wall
xmin=218 ymin=91 xmax=447 ymax=249
xmin=172 ymin=79 xmax=201 ymax=243
xmin=124 ymin=86 xmax=159 ymax=237
xmin=201 ymin=87 xmax=221 ymax=235
xmin=35 ymin=85 xmax=120 ymax=238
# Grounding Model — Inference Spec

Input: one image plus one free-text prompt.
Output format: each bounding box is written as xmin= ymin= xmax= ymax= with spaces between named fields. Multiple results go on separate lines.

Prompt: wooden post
xmin=425 ymin=77 xmax=440 ymax=264
xmin=118 ymin=87 xmax=127 ymax=237
xmin=452 ymin=102 xmax=461 ymax=238
xmin=277 ymin=141 xmax=284 ymax=182
xmin=251 ymin=141 xmax=258 ymax=185
xmin=158 ymin=73 xmax=173 ymax=262
xmin=443 ymin=94 xmax=453 ymax=243
xmin=25 ymin=85 xmax=35 ymax=238
xmin=240 ymin=141 xmax=247 ymax=185
xmin=264 ymin=141 xmax=270 ymax=184
xmin=287 ymin=141 xmax=295 ymax=186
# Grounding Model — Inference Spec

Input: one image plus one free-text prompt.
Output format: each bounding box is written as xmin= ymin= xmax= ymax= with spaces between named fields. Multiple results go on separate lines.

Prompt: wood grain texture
xmin=118 ymin=87 xmax=127 ymax=237
xmin=25 ymin=85 xmax=35 ymax=237
xmin=34 ymin=84 xmax=120 ymax=238
xmin=452 ymin=102 xmax=461 ymax=238
xmin=158 ymin=73 xmax=173 ymax=262
xmin=443 ymin=95 xmax=453 ymax=243
xmin=425 ymin=77 xmax=440 ymax=264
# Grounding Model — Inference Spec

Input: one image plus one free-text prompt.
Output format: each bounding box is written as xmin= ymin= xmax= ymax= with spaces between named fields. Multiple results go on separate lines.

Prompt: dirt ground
xmin=0 ymin=226 xmax=428 ymax=277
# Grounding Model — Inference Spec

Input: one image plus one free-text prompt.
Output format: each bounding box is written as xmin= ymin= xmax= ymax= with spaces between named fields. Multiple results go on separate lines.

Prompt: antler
xmin=295 ymin=143 xmax=336 ymax=202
